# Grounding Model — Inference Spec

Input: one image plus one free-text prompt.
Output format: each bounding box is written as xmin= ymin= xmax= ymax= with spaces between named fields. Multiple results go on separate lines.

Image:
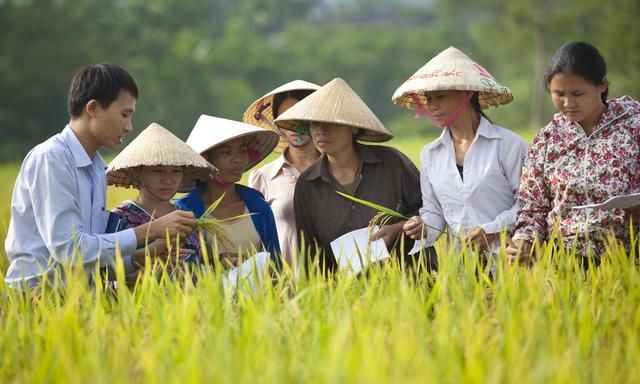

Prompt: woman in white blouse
xmin=393 ymin=47 xmax=528 ymax=258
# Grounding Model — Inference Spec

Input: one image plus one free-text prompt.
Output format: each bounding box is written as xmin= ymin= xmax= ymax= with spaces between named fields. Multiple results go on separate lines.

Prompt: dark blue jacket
xmin=174 ymin=184 xmax=282 ymax=269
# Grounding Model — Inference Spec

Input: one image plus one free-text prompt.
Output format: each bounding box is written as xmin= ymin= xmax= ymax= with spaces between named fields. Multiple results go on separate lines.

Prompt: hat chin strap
xmin=202 ymin=153 xmax=235 ymax=187
xmin=254 ymin=103 xmax=312 ymax=148
xmin=211 ymin=174 xmax=234 ymax=187
xmin=410 ymin=91 xmax=475 ymax=128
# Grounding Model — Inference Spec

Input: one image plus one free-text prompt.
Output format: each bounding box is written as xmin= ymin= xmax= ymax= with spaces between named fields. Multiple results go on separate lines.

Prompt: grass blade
xmin=336 ymin=191 xmax=407 ymax=219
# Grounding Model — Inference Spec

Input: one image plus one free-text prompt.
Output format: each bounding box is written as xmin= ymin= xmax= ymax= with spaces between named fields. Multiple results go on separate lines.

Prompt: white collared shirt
xmin=248 ymin=152 xmax=301 ymax=266
xmin=4 ymin=126 xmax=138 ymax=289
xmin=419 ymin=117 xmax=528 ymax=248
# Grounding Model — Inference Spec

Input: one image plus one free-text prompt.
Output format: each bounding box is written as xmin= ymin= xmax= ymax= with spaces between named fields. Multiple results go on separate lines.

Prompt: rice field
xmin=1 ymin=133 xmax=639 ymax=383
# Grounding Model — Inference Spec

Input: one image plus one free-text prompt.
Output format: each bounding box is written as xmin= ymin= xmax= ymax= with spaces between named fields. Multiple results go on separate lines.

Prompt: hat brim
xmin=275 ymin=117 xmax=392 ymax=143
xmin=393 ymin=85 xmax=513 ymax=110
xmin=243 ymin=80 xmax=321 ymax=153
xmin=391 ymin=46 xmax=513 ymax=110
xmin=107 ymin=164 xmax=216 ymax=190
xmin=106 ymin=122 xmax=216 ymax=189
xmin=195 ymin=130 xmax=278 ymax=172
xmin=273 ymin=78 xmax=394 ymax=143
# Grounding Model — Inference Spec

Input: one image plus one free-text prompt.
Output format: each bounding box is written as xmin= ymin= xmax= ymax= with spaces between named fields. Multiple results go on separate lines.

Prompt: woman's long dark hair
xmin=470 ymin=92 xmax=492 ymax=123
xmin=544 ymin=42 xmax=608 ymax=104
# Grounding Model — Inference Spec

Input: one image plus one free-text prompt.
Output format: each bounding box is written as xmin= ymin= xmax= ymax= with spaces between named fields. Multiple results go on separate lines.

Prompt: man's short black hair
xmin=68 ymin=63 xmax=139 ymax=118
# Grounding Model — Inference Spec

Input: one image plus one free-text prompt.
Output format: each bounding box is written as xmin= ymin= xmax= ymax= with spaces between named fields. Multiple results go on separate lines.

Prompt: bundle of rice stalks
xmin=194 ymin=193 xmax=256 ymax=254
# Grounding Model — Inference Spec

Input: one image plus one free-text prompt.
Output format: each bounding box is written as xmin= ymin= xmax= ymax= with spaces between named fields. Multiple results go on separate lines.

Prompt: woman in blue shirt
xmin=174 ymin=114 xmax=282 ymax=270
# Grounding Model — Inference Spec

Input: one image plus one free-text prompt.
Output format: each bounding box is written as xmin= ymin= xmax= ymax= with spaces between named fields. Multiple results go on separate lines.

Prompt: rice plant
xmin=193 ymin=192 xmax=255 ymax=257
xmin=0 ymin=228 xmax=638 ymax=383
xmin=1 ymin=163 xmax=639 ymax=383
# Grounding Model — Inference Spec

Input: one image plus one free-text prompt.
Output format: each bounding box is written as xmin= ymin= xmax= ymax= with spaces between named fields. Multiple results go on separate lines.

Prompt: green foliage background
xmin=1 ymin=0 xmax=638 ymax=161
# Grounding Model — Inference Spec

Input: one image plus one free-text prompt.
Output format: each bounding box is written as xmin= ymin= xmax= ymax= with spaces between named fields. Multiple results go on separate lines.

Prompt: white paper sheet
xmin=571 ymin=193 xmax=640 ymax=210
xmin=408 ymin=239 xmax=426 ymax=255
xmin=330 ymin=226 xmax=390 ymax=275
xmin=222 ymin=252 xmax=270 ymax=295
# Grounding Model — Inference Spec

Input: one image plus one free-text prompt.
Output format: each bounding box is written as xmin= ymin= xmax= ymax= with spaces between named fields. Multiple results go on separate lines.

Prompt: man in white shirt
xmin=4 ymin=63 xmax=196 ymax=290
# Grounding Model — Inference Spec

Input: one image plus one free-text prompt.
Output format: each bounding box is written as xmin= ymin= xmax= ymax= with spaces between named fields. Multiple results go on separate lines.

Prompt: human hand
xmin=131 ymin=239 xmax=195 ymax=270
xmin=135 ymin=210 xmax=196 ymax=243
xmin=505 ymin=238 xmax=533 ymax=264
xmin=463 ymin=226 xmax=496 ymax=252
xmin=370 ymin=221 xmax=405 ymax=247
xmin=402 ymin=216 xmax=427 ymax=240
xmin=219 ymin=253 xmax=241 ymax=269
xmin=623 ymin=204 xmax=640 ymax=223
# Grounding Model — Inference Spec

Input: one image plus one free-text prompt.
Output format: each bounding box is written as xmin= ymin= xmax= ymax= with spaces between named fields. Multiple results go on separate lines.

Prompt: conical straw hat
xmin=107 ymin=122 xmax=215 ymax=189
xmin=243 ymin=80 xmax=321 ymax=153
xmin=186 ymin=114 xmax=279 ymax=172
xmin=274 ymin=78 xmax=393 ymax=142
xmin=392 ymin=46 xmax=513 ymax=110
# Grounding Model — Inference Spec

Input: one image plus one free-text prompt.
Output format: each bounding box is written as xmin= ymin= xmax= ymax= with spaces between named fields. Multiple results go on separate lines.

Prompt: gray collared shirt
xmin=293 ymin=143 xmax=421 ymax=272
xmin=4 ymin=126 xmax=138 ymax=289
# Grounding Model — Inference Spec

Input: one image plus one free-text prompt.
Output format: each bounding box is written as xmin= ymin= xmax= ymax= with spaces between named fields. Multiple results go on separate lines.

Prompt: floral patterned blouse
xmin=112 ymin=201 xmax=202 ymax=264
xmin=513 ymin=96 xmax=640 ymax=256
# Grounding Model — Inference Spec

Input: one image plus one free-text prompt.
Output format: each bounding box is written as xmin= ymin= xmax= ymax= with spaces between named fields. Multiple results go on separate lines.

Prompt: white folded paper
xmin=222 ymin=252 xmax=270 ymax=295
xmin=330 ymin=226 xmax=390 ymax=275
xmin=408 ymin=238 xmax=427 ymax=255
xmin=571 ymin=193 xmax=640 ymax=210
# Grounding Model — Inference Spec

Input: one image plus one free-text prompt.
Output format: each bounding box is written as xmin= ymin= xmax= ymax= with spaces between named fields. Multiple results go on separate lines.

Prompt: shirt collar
xmin=61 ymin=125 xmax=105 ymax=169
xmin=475 ymin=117 xmax=502 ymax=139
xmin=599 ymin=97 xmax=633 ymax=126
xmin=267 ymin=153 xmax=291 ymax=180
xmin=431 ymin=116 xmax=502 ymax=149
xmin=302 ymin=142 xmax=380 ymax=182
xmin=551 ymin=96 xmax=636 ymax=132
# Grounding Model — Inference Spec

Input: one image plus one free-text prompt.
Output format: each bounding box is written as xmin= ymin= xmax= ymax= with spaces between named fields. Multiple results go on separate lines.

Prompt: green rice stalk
xmin=194 ymin=192 xmax=257 ymax=255
xmin=336 ymin=191 xmax=458 ymax=239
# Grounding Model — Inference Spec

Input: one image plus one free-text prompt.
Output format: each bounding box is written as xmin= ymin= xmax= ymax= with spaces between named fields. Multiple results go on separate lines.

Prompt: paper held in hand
xmin=330 ymin=226 xmax=390 ymax=275
xmin=571 ymin=193 xmax=640 ymax=210
xmin=222 ymin=252 xmax=270 ymax=295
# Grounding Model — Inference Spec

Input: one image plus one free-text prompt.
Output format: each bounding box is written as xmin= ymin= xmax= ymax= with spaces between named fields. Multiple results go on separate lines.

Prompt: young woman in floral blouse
xmin=507 ymin=42 xmax=640 ymax=263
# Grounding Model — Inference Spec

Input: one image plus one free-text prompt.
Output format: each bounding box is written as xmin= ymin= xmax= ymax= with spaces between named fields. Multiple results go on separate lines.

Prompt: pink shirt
xmin=248 ymin=153 xmax=302 ymax=266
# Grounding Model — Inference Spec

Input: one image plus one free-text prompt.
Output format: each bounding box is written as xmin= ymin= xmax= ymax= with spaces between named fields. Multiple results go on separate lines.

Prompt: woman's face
xmin=278 ymin=97 xmax=312 ymax=148
xmin=424 ymin=90 xmax=468 ymax=125
xmin=548 ymin=73 xmax=607 ymax=126
xmin=139 ymin=166 xmax=184 ymax=201
xmin=309 ymin=122 xmax=357 ymax=156
xmin=206 ymin=137 xmax=249 ymax=183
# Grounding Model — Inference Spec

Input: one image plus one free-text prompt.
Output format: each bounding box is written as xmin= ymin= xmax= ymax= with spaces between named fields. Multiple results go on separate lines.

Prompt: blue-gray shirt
xmin=4 ymin=126 xmax=138 ymax=289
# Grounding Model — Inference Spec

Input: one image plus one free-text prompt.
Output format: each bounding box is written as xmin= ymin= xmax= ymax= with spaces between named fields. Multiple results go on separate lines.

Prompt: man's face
xmin=89 ymin=91 xmax=136 ymax=150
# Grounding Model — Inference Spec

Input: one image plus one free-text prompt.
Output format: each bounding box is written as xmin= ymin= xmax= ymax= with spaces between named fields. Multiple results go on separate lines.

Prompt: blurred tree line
xmin=0 ymin=0 xmax=638 ymax=161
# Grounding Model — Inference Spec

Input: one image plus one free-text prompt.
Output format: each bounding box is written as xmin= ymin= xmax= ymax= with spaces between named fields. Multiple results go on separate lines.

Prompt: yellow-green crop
xmin=0 ymin=231 xmax=638 ymax=383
